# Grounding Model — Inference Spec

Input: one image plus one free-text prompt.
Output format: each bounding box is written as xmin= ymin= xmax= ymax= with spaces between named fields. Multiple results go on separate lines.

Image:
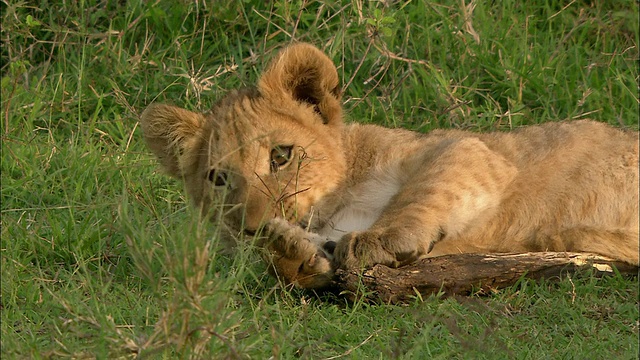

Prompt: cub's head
xmin=140 ymin=43 xmax=345 ymax=247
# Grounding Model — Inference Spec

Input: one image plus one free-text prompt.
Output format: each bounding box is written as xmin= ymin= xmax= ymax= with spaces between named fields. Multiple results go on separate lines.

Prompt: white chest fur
xmin=317 ymin=166 xmax=403 ymax=241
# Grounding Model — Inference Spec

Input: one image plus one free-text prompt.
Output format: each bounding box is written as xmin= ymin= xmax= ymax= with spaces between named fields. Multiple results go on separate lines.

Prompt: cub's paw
xmin=332 ymin=230 xmax=398 ymax=271
xmin=333 ymin=229 xmax=424 ymax=271
xmin=261 ymin=218 xmax=335 ymax=289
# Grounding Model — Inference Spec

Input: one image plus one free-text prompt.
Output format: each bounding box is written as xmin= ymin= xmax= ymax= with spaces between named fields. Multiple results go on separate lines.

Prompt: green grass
xmin=1 ymin=0 xmax=638 ymax=358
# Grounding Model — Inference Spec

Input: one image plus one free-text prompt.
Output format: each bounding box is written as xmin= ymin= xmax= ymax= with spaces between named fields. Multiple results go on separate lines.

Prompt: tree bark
xmin=333 ymin=252 xmax=639 ymax=304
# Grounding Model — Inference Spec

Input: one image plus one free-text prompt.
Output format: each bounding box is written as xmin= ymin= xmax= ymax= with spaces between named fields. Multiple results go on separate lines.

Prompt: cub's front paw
xmin=333 ymin=229 xmax=425 ymax=271
xmin=261 ymin=219 xmax=334 ymax=289
xmin=332 ymin=230 xmax=397 ymax=271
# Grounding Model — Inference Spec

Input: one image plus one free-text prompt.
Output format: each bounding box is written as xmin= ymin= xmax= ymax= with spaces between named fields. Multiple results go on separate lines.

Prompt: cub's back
xmin=477 ymin=121 xmax=637 ymax=245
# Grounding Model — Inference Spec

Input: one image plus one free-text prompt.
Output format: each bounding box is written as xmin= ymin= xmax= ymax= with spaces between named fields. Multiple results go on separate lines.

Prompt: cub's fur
xmin=141 ymin=43 xmax=639 ymax=289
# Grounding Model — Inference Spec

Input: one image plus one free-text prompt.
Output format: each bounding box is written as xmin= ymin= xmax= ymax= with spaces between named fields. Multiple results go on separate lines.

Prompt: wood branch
xmin=333 ymin=252 xmax=639 ymax=304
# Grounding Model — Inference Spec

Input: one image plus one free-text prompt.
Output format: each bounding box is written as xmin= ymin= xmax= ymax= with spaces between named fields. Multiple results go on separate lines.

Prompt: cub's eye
xmin=207 ymin=169 xmax=228 ymax=187
xmin=270 ymin=145 xmax=294 ymax=172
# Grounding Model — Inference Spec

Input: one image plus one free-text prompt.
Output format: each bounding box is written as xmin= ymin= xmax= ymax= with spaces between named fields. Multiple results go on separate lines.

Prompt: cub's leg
xmin=333 ymin=138 xmax=518 ymax=270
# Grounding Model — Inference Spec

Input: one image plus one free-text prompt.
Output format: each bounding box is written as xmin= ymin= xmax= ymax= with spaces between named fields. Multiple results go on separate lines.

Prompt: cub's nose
xmin=323 ymin=240 xmax=337 ymax=254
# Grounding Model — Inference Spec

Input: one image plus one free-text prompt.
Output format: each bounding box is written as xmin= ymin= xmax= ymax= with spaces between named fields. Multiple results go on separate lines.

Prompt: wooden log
xmin=333 ymin=252 xmax=639 ymax=304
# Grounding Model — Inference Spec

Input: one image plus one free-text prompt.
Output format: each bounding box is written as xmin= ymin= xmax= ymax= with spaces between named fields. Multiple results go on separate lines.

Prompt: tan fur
xmin=140 ymin=43 xmax=639 ymax=289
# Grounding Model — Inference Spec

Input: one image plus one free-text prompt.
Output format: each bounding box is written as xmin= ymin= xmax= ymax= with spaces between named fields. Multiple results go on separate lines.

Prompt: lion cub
xmin=141 ymin=43 xmax=639 ymax=289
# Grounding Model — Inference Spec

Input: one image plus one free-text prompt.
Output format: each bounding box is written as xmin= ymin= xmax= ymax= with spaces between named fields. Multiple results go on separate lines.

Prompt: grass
xmin=1 ymin=0 xmax=638 ymax=358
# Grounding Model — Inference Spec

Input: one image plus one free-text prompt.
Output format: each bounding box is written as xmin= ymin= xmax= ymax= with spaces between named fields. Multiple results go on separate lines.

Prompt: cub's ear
xmin=139 ymin=103 xmax=205 ymax=178
xmin=258 ymin=42 xmax=342 ymax=126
